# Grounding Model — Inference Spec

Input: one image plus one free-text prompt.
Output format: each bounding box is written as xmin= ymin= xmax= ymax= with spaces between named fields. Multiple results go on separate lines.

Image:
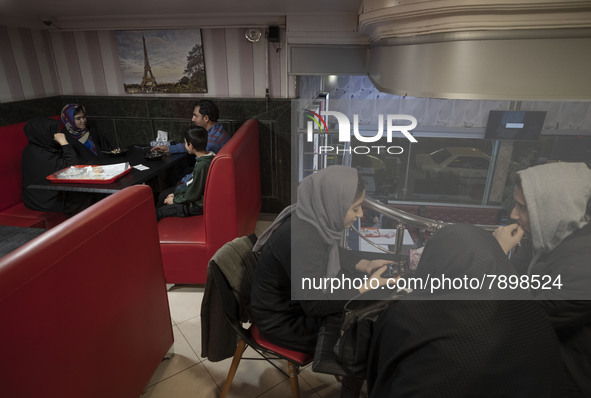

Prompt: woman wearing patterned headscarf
xmin=251 ymin=165 xmax=392 ymax=353
xmin=60 ymin=104 xmax=113 ymax=162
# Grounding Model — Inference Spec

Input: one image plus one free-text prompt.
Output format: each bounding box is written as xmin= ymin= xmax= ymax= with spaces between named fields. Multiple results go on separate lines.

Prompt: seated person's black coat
xmin=21 ymin=117 xmax=90 ymax=215
xmin=367 ymin=224 xmax=565 ymax=398
xmin=63 ymin=123 xmax=112 ymax=163
xmin=251 ymin=214 xmax=363 ymax=353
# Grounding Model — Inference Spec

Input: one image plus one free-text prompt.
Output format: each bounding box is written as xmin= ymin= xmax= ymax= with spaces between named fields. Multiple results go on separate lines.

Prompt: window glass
xmin=430 ymin=148 xmax=452 ymax=164
xmin=302 ymin=130 xmax=588 ymax=211
xmin=296 ymin=97 xmax=590 ymax=214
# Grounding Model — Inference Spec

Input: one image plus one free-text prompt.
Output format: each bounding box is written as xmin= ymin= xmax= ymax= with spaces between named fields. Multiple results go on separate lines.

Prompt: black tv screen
xmin=484 ymin=110 xmax=546 ymax=141
xmin=551 ymin=136 xmax=591 ymax=162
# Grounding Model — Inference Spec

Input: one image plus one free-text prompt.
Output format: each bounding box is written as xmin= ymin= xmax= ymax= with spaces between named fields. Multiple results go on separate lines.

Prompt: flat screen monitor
xmin=484 ymin=110 xmax=546 ymax=141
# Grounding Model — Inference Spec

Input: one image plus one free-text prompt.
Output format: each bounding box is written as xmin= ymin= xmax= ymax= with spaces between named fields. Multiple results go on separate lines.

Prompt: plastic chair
xmin=208 ymin=238 xmax=314 ymax=398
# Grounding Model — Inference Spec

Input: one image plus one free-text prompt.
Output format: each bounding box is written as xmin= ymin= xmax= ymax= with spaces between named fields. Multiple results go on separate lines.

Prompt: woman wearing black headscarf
xmin=21 ymin=117 xmax=92 ymax=215
xmin=366 ymin=224 xmax=565 ymax=397
xmin=251 ymin=166 xmax=391 ymax=353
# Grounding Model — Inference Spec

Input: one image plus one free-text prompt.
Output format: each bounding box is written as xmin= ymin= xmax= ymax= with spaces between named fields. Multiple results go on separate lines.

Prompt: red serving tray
xmin=47 ymin=164 xmax=132 ymax=184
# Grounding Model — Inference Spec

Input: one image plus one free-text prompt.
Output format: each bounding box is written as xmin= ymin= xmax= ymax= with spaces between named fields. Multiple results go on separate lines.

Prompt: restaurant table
xmin=27 ymin=147 xmax=191 ymax=194
xmin=0 ymin=225 xmax=46 ymax=257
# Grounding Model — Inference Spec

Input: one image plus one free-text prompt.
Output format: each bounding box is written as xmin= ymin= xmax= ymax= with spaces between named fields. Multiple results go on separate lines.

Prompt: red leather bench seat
xmin=158 ymin=216 xmax=207 ymax=281
xmin=0 ymin=213 xmax=45 ymax=228
xmin=0 ymin=185 xmax=173 ymax=397
xmin=158 ymin=119 xmax=261 ymax=284
xmin=1 ymin=202 xmax=66 ymax=228
xmin=0 ymin=116 xmax=67 ymax=228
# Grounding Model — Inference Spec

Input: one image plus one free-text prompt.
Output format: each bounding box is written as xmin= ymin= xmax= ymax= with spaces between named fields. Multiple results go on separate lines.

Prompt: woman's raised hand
xmin=53 ymin=133 xmax=68 ymax=146
xmin=493 ymin=224 xmax=524 ymax=255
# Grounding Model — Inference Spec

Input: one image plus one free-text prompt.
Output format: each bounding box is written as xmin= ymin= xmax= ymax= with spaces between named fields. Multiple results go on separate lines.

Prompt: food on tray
xmin=102 ymin=147 xmax=127 ymax=156
xmin=50 ymin=163 xmax=130 ymax=182
xmin=57 ymin=166 xmax=88 ymax=179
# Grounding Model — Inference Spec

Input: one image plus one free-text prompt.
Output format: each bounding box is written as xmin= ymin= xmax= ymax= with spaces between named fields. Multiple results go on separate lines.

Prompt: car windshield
xmin=448 ymin=156 xmax=490 ymax=169
xmin=430 ymin=148 xmax=452 ymax=164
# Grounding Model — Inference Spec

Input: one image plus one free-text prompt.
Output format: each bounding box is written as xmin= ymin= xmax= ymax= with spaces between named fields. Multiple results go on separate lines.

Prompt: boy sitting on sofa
xmin=156 ymin=126 xmax=214 ymax=220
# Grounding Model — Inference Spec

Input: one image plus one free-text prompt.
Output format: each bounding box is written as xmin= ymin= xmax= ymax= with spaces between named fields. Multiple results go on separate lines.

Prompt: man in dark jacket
xmin=494 ymin=162 xmax=591 ymax=397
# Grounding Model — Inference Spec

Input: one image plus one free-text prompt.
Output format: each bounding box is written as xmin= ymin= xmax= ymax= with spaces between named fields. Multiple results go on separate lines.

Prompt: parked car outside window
xmin=416 ymin=147 xmax=491 ymax=184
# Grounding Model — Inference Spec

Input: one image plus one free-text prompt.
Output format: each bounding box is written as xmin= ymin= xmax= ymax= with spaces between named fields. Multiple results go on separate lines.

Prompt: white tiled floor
xmin=141 ymin=214 xmax=343 ymax=398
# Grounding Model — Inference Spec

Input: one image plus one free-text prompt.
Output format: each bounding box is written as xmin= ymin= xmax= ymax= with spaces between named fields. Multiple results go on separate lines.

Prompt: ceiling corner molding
xmin=286 ymin=13 xmax=369 ymax=45
xmin=359 ymin=0 xmax=591 ymax=100
xmin=359 ymin=0 xmax=591 ymax=41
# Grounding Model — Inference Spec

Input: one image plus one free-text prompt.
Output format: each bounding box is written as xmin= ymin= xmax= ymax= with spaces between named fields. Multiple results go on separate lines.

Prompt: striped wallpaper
xmin=0 ymin=25 xmax=287 ymax=103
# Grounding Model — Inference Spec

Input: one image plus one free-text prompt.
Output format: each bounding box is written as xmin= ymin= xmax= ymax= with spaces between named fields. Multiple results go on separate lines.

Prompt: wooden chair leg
xmin=287 ymin=361 xmax=300 ymax=398
xmin=220 ymin=338 xmax=248 ymax=398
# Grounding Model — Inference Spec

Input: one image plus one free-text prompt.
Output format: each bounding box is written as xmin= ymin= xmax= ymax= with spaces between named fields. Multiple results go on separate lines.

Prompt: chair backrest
xmin=0 ymin=185 xmax=173 ymax=397
xmin=203 ymin=119 xmax=260 ymax=260
xmin=209 ymin=235 xmax=258 ymax=335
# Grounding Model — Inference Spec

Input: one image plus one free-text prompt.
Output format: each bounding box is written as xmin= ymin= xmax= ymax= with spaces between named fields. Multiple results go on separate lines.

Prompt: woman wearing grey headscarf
xmin=251 ymin=166 xmax=391 ymax=353
xmin=494 ymin=162 xmax=591 ymax=397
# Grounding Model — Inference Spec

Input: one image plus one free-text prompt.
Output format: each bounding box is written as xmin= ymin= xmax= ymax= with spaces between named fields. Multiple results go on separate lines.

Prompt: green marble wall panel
xmin=1 ymin=95 xmax=292 ymax=212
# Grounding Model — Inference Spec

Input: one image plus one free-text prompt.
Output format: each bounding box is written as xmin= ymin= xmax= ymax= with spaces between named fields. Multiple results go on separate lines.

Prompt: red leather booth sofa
xmin=158 ymin=119 xmax=261 ymax=284
xmin=0 ymin=116 xmax=67 ymax=228
xmin=0 ymin=185 xmax=174 ymax=398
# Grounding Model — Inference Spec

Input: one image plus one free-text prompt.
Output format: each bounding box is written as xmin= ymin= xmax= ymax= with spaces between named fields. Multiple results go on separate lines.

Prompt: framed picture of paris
xmin=115 ymin=29 xmax=207 ymax=94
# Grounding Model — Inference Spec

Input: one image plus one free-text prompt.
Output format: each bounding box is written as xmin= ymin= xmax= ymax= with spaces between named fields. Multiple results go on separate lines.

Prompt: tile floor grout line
xmin=175 ymin=315 xmax=205 ymax=363
xmin=167 ymin=291 xmax=204 ymax=323
xmin=200 ymin=357 xmax=226 ymax=391
xmin=200 ymin=350 xmax=289 ymax=395
xmin=298 ymin=367 xmax=328 ymax=398
xmin=144 ymin=324 xmax=198 ymax=390
xmin=255 ymin=375 xmax=320 ymax=398
xmin=254 ymin=374 xmax=290 ymax=398
xmin=299 ymin=365 xmax=343 ymax=397
xmin=142 ymin=362 xmax=205 ymax=394
xmin=147 ymin=303 xmax=208 ymax=392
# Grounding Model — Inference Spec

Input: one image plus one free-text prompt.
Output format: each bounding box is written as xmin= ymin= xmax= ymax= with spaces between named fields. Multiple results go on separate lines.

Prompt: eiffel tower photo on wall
xmin=115 ymin=29 xmax=207 ymax=94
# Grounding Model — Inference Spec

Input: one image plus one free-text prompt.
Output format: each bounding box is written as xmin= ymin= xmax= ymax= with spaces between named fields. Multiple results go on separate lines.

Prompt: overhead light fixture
xmin=245 ymin=28 xmax=262 ymax=43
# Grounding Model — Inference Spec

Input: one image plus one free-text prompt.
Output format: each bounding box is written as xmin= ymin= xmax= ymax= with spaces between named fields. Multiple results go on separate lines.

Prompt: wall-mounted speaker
xmin=268 ymin=26 xmax=280 ymax=43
